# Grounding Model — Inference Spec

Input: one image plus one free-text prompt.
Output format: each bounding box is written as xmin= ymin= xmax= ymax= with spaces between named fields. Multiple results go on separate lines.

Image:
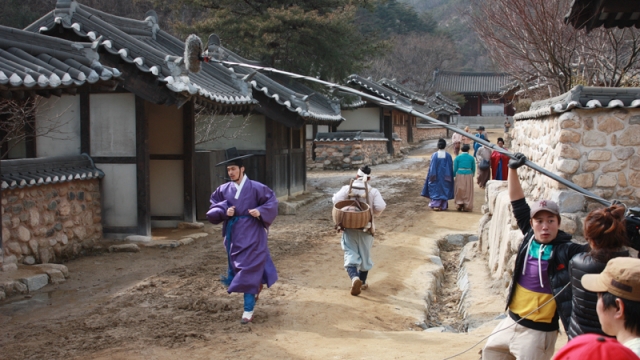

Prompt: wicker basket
xmin=332 ymin=200 xmax=371 ymax=229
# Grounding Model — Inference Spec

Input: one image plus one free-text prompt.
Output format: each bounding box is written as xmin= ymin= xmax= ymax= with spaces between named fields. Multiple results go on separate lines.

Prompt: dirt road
xmin=0 ymin=137 xmax=522 ymax=360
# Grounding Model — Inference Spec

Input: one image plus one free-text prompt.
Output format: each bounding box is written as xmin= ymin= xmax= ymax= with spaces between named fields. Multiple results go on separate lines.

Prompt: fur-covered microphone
xmin=184 ymin=34 xmax=203 ymax=73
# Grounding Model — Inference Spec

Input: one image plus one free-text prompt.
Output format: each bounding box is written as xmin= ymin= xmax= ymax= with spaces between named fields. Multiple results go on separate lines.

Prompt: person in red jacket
xmin=490 ymin=137 xmax=510 ymax=181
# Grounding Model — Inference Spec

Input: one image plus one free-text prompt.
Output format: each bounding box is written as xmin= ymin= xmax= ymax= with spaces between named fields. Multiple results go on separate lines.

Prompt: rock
xmin=555 ymin=159 xmax=579 ymax=174
xmin=45 ymin=269 xmax=66 ymax=284
xmin=188 ymin=233 xmax=209 ymax=239
xmin=429 ymin=256 xmax=443 ymax=267
xmin=124 ymin=235 xmax=152 ymax=243
xmin=629 ymin=172 xmax=640 ymax=187
xmin=596 ymin=174 xmax=618 ymax=188
xmin=467 ymin=235 xmax=478 ymax=242
xmin=177 ymin=222 xmax=204 ymax=229
xmin=572 ymin=173 xmax=594 ymax=188
xmin=17 ymin=226 xmax=31 ymax=242
xmin=597 ymin=117 xmax=625 ymax=134
xmin=39 ymin=248 xmax=51 ymax=264
xmin=602 ymin=161 xmax=626 ymax=173
xmin=109 ymin=244 xmax=140 ymax=253
xmin=556 ymin=144 xmax=581 ymax=159
xmin=618 ymin=125 xmax=640 ymax=146
xmin=34 ymin=263 xmax=69 ymax=278
xmin=445 ymin=234 xmax=464 ymax=246
xmin=582 ymin=162 xmax=600 ymax=172
xmin=2 ymin=263 xmax=18 ymax=272
xmin=614 ymin=148 xmax=635 ymax=160
xmin=13 ymin=281 xmax=27 ymax=294
xmin=20 ymin=274 xmax=49 ymax=292
xmin=630 ymin=155 xmax=640 ymax=171
xmin=23 ymin=256 xmax=36 ymax=265
xmin=179 ymin=238 xmax=194 ymax=246
xmin=278 ymin=201 xmax=296 ymax=215
xmin=143 ymin=240 xmax=180 ymax=249
xmin=582 ymin=131 xmax=607 ymax=147
xmin=619 ymin=172 xmax=627 ymax=187
xmin=559 ymin=130 xmax=581 ymax=143
xmin=587 ymin=150 xmax=611 ymax=161
xmin=550 ymin=190 xmax=585 ymax=213
xmin=560 ymin=215 xmax=577 ymax=234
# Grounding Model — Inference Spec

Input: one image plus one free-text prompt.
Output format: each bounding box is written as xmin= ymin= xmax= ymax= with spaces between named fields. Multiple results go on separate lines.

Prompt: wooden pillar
xmin=182 ymin=99 xmax=195 ymax=222
xmin=80 ymin=90 xmax=90 ymax=154
xmin=135 ymin=96 xmax=151 ymax=236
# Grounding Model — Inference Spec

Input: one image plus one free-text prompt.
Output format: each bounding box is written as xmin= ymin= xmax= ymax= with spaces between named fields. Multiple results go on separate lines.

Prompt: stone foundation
xmin=1 ymin=180 xmax=102 ymax=271
xmin=414 ymin=126 xmax=447 ymax=142
xmin=310 ymin=140 xmax=394 ymax=170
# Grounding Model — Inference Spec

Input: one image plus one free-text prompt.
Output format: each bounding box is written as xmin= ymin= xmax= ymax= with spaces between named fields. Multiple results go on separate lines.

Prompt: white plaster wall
xmin=338 ymin=108 xmax=380 ymax=131
xmin=36 ymin=95 xmax=81 ymax=157
xmin=100 ymin=163 xmax=138 ymax=227
xmin=305 ymin=124 xmax=329 ymax=139
xmin=196 ymin=114 xmax=266 ymax=151
xmin=90 ymin=93 xmax=136 ymax=156
xmin=148 ymin=103 xmax=183 ymax=154
xmin=150 ymin=160 xmax=183 ymax=216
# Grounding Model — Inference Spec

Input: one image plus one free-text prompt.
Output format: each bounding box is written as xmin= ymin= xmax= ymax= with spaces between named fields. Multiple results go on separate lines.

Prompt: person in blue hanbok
xmin=206 ymin=148 xmax=279 ymax=325
xmin=421 ymin=138 xmax=454 ymax=211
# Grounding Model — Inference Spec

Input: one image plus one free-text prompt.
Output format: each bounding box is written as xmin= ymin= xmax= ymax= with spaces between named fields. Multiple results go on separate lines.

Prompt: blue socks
xmin=346 ymin=266 xmax=358 ymax=279
xmin=359 ymin=270 xmax=368 ymax=284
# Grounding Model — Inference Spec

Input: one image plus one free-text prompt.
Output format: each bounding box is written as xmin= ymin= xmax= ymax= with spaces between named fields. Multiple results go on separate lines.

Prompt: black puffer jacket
xmin=567 ymin=250 xmax=630 ymax=339
xmin=506 ymin=199 xmax=589 ymax=332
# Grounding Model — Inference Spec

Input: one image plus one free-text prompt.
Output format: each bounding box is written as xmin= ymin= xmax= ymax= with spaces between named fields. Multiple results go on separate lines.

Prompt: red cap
xmin=553 ymin=334 xmax=640 ymax=360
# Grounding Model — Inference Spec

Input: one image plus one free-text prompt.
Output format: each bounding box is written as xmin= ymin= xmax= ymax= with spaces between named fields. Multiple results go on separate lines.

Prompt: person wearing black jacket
xmin=567 ymin=205 xmax=630 ymax=339
xmin=482 ymin=153 xmax=588 ymax=360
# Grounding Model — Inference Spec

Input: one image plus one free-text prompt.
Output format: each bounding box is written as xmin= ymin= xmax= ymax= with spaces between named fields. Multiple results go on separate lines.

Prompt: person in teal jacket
xmin=453 ymin=144 xmax=476 ymax=212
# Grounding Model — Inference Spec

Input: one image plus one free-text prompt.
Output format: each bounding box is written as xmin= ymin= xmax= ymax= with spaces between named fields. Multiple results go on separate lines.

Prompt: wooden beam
xmin=80 ymin=89 xmax=90 ymax=154
xmin=183 ymin=98 xmax=195 ymax=223
xmin=135 ymin=96 xmax=151 ymax=236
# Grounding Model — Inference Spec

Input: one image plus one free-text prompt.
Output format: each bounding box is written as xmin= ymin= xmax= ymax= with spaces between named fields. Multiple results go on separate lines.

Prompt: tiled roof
xmin=514 ymin=85 xmax=640 ymax=120
xmin=0 ymin=25 xmax=120 ymax=94
xmin=425 ymin=92 xmax=460 ymax=115
xmin=206 ymin=39 xmax=342 ymax=123
xmin=378 ymin=78 xmax=427 ymax=104
xmin=315 ymin=131 xmax=400 ymax=142
xmin=347 ymin=75 xmax=411 ymax=105
xmin=565 ymin=0 xmax=640 ymax=32
xmin=26 ymin=1 xmax=254 ymax=108
xmin=431 ymin=71 xmax=512 ymax=94
xmin=1 ymin=154 xmax=104 ymax=190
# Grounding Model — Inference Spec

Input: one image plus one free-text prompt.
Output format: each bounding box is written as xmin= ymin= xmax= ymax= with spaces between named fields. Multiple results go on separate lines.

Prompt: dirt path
xmin=0 ymin=135 xmax=535 ymax=360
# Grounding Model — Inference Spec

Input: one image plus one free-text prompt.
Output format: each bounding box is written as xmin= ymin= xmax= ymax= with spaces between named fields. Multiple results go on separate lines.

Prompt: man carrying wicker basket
xmin=332 ymin=165 xmax=387 ymax=296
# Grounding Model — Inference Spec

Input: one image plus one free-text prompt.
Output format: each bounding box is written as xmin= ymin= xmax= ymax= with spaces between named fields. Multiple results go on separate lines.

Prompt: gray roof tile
xmin=1 ymin=154 xmax=104 ymax=190
xmin=0 ymin=25 xmax=120 ymax=92
xmin=514 ymin=85 xmax=640 ymax=120
xmin=206 ymin=41 xmax=342 ymax=123
xmin=565 ymin=0 xmax=640 ymax=32
xmin=25 ymin=1 xmax=254 ymax=107
xmin=432 ymin=71 xmax=512 ymax=94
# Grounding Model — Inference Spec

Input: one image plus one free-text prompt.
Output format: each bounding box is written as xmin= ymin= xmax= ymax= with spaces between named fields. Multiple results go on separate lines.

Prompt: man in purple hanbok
xmin=206 ymin=148 xmax=279 ymax=324
xmin=421 ymin=138 xmax=454 ymax=211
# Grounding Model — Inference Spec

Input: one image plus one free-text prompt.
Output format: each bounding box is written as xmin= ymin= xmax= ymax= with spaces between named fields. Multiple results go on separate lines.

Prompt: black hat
xmin=476 ymin=126 xmax=485 ymax=131
xmin=215 ymin=147 xmax=253 ymax=167
xmin=359 ymin=165 xmax=371 ymax=175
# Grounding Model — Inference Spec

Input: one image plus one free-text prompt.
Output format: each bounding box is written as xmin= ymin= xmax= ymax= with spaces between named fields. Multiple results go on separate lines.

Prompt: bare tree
xmin=0 ymin=97 xmax=74 ymax=159
xmin=469 ymin=0 xmax=640 ymax=97
xmin=194 ymin=106 xmax=253 ymax=145
xmin=363 ymin=33 xmax=459 ymax=93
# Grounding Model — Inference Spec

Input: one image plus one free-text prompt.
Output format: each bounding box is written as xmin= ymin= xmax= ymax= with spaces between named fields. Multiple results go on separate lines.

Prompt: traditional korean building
xmin=430 ymin=70 xmax=514 ymax=129
xmin=0 ymin=25 xmax=120 ymax=268
xmin=24 ymin=0 xmax=255 ymax=237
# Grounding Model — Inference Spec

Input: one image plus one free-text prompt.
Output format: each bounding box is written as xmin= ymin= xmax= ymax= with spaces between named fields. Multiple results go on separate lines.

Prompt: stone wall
xmin=511 ymin=108 xmax=640 ymax=212
xmin=1 ymin=180 xmax=102 ymax=271
xmin=309 ymin=140 xmax=392 ymax=170
xmin=478 ymin=107 xmax=640 ymax=296
xmin=414 ymin=126 xmax=447 ymax=142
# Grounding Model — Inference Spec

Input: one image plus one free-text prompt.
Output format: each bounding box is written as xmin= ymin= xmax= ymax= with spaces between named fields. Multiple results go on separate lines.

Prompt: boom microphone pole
xmin=189 ymin=41 xmax=640 ymax=253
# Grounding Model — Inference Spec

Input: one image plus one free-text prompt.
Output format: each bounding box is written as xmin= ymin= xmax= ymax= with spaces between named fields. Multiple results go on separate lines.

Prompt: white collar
xmin=437 ymin=149 xmax=446 ymax=158
xmin=234 ymin=174 xmax=248 ymax=199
